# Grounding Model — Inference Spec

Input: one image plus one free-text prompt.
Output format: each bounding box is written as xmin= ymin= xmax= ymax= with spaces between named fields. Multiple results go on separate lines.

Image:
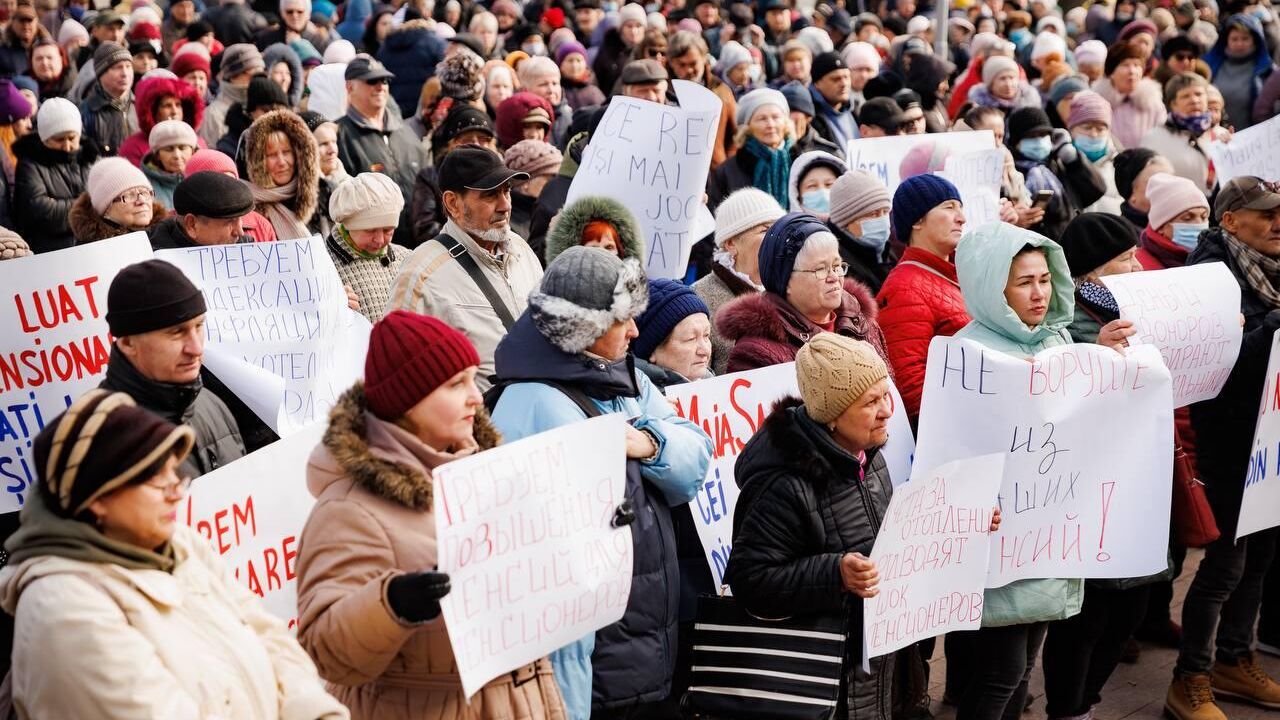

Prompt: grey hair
xmin=518 ymin=56 xmax=559 ymax=86
xmin=795 ymin=231 xmax=841 ymax=265
xmin=469 ymin=11 xmax=498 ymax=33
xmin=669 ymin=30 xmax=709 ymax=59
xmin=279 ymin=0 xmax=310 ymax=12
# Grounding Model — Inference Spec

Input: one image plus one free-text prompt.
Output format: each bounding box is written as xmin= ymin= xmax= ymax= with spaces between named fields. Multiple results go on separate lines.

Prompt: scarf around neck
xmin=743 ymin=135 xmax=792 ymax=208
xmin=1224 ymin=231 xmax=1280 ymax=308
xmin=6 ymin=488 xmax=176 ymax=574
xmin=251 ymin=178 xmax=311 ymax=240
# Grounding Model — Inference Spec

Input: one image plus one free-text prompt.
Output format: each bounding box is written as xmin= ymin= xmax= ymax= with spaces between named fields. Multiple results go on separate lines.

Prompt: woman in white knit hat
xmin=140 ymin=119 xmax=198 ymax=211
xmin=325 ymin=172 xmax=409 ymax=323
xmin=707 ymin=87 xmax=798 ymax=210
xmin=69 ymin=156 xmax=164 ymax=244
xmin=11 ymin=96 xmax=95 ymax=252
xmin=691 ymin=187 xmax=785 ymax=375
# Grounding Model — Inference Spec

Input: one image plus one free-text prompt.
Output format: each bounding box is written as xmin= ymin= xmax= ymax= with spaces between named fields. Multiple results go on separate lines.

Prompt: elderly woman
xmin=12 ymin=97 xmax=96 ymax=252
xmin=296 ymin=312 xmax=566 ymax=720
xmin=717 ymin=213 xmax=887 ymax=373
xmin=70 ymin=157 xmax=165 ymax=244
xmin=1092 ymin=42 xmax=1166 ymax=151
xmin=557 ymin=41 xmax=605 ymax=111
xmin=1067 ymin=91 xmax=1123 ymax=214
xmin=482 ymin=60 xmax=517 ymax=118
xmin=243 ymin=109 xmax=319 ymax=240
xmin=633 ymin=278 xmax=714 ymax=388
xmin=875 ymin=175 xmax=969 ymax=425
xmin=788 ymin=150 xmax=846 ymax=220
xmin=949 ymin=222 xmax=1132 ymax=720
xmin=141 ymin=120 xmax=198 ymax=211
xmin=489 ymin=246 xmax=712 ymax=719
xmin=964 ymin=55 xmax=1040 ymax=114
xmin=693 ymin=188 xmax=785 ymax=375
xmin=324 ymin=173 xmax=408 ymax=323
xmin=708 ymin=88 xmax=798 ymax=210
xmin=1 ymin=390 xmax=347 ymax=719
xmin=544 ymin=195 xmax=645 ymax=264
xmin=302 ymin=111 xmax=351 ymax=238
xmin=1139 ymin=173 xmax=1212 ymax=270
xmin=1141 ymin=73 xmax=1222 ymax=197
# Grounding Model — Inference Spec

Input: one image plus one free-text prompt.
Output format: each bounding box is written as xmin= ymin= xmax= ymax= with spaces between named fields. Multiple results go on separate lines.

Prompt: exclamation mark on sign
xmin=1097 ymin=481 xmax=1116 ymax=562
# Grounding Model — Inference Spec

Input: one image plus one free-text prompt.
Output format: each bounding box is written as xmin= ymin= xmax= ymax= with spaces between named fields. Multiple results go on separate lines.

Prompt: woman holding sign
xmin=0 ymin=390 xmax=348 ymax=719
xmin=295 ymin=311 xmax=567 ymax=720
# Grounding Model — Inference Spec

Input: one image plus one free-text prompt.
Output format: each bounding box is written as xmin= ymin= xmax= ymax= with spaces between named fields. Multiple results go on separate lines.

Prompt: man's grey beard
xmin=462 ymin=221 xmax=510 ymax=247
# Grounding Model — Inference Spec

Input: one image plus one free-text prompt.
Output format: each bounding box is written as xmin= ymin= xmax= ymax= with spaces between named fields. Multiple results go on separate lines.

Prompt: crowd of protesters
xmin=0 ymin=0 xmax=1277 ymax=719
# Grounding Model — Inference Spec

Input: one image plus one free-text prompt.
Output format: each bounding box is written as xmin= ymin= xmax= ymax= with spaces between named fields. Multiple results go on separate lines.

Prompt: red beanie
xmin=365 ymin=311 xmax=481 ymax=419
xmin=172 ymin=50 xmax=212 ymax=79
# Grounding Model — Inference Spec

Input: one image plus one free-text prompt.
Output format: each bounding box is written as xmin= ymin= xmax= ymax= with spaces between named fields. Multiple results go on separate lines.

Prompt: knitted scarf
xmin=251 ymin=179 xmax=312 ymax=240
xmin=1224 ymin=231 xmax=1280 ymax=308
xmin=743 ymin=136 xmax=792 ymax=208
xmin=6 ymin=488 xmax=176 ymax=574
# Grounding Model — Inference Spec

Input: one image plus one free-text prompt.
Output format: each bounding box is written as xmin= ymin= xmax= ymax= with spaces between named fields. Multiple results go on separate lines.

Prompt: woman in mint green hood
xmin=949 ymin=221 xmax=1084 ymax=720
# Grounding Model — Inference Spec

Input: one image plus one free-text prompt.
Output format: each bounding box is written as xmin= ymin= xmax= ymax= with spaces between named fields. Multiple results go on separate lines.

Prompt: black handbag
xmin=681 ymin=593 xmax=848 ymax=720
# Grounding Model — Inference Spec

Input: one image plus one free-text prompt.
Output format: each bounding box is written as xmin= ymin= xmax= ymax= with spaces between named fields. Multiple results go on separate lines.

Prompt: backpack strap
xmin=438 ymin=232 xmax=517 ymax=331
xmin=484 ymin=379 xmax=601 ymax=418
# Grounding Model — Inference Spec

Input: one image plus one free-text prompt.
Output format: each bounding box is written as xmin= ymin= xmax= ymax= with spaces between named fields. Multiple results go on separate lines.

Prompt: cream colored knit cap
xmin=796 ymin=333 xmax=888 ymax=424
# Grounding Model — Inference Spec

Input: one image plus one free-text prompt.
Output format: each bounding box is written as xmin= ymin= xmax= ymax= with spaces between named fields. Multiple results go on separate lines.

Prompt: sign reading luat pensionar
xmin=1239 ymin=329 xmax=1280 ymax=540
xmin=914 ymin=337 xmax=1174 ymax=587
xmin=433 ymin=414 xmax=633 ymax=699
xmin=567 ymin=80 xmax=722 ymax=279
xmin=0 ymin=233 xmax=154 ymax=513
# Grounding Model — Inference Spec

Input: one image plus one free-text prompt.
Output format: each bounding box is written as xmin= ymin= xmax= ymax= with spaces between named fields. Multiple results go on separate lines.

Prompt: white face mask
xmin=747 ymin=64 xmax=762 ymax=82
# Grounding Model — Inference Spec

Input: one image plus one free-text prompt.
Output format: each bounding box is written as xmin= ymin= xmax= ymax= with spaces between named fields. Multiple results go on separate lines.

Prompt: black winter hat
xmin=1104 ymin=40 xmax=1146 ymax=77
xmin=1113 ymin=147 xmax=1159 ymax=201
xmin=1060 ymin=212 xmax=1139 ymax=277
xmin=246 ymin=73 xmax=288 ymax=112
xmin=174 ymin=171 xmax=255 ymax=219
xmin=106 ymin=259 xmax=208 ymax=337
xmin=812 ymin=51 xmax=847 ymax=82
xmin=1006 ymin=106 xmax=1053 ymax=145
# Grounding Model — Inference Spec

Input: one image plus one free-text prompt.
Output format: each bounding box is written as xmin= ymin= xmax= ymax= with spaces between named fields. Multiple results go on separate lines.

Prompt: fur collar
xmin=1092 ymin=76 xmax=1164 ymax=112
xmin=544 ymin=195 xmax=646 ymax=265
xmin=716 ymin=277 xmax=879 ymax=345
xmin=243 ymin=109 xmax=319 ymax=225
xmin=69 ymin=193 xmax=169 ymax=244
xmin=11 ymin=131 xmax=100 ymax=166
xmin=322 ymin=384 xmax=501 ymax=510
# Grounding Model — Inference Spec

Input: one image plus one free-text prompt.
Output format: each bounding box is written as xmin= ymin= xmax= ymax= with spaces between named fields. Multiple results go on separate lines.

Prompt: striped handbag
xmin=680 ymin=593 xmax=849 ymax=719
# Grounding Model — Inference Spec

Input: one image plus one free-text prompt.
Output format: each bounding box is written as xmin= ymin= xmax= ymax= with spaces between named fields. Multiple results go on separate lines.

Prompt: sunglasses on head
xmin=647 ymin=48 xmax=667 ymax=58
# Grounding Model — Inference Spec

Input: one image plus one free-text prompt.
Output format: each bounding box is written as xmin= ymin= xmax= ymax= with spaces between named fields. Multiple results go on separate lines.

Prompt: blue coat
xmin=490 ymin=313 xmax=712 ymax=720
xmin=377 ymin=23 xmax=445 ymax=118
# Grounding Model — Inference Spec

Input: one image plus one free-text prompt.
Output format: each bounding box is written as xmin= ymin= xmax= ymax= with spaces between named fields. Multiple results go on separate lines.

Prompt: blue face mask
xmin=1018 ymin=136 xmax=1053 ymax=162
xmin=603 ymin=1 xmax=618 ymax=12
xmin=1010 ymin=28 xmax=1031 ymax=45
xmin=859 ymin=215 xmax=891 ymax=253
xmin=1171 ymin=222 xmax=1208 ymax=251
xmin=802 ymin=189 xmax=831 ymax=216
xmin=1073 ymin=133 xmax=1108 ymax=162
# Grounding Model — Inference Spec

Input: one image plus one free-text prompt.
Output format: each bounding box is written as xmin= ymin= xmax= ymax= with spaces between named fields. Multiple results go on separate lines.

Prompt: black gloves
xmin=387 ymin=571 xmax=451 ymax=624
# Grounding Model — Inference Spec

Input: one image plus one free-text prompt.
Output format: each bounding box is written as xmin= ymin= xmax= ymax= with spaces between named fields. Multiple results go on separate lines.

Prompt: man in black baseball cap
xmin=810 ymin=50 xmax=856 ymax=154
xmin=149 ymin=171 xmax=256 ymax=249
xmin=387 ymin=146 xmax=543 ymax=391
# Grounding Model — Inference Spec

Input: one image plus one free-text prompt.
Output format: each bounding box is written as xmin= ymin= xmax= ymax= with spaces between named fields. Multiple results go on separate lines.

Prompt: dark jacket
xmin=706 ymin=142 xmax=802 ymax=211
xmin=794 ymin=126 xmax=842 ymax=158
xmin=377 ymin=19 xmax=445 ymax=118
xmin=81 ymin=83 xmax=138 ymax=157
xmin=148 ymin=216 xmax=253 ymax=250
xmin=1013 ymin=148 xmax=1106 ymax=241
xmin=725 ymin=398 xmax=894 ymax=717
xmin=590 ymin=27 xmax=631 ymax=103
xmin=336 ymin=107 xmax=424 ymax=247
xmin=11 ymin=133 xmax=98 ymax=253
xmin=1188 ymin=227 xmax=1280 ymax=538
xmin=204 ymin=2 xmax=268 ymax=46
xmin=409 ymin=163 xmax=443 ymax=248
xmin=528 ymin=132 xmax=587 ymax=264
xmin=99 ymin=348 xmax=247 ymax=478
xmin=252 ymin=24 xmax=329 ymax=53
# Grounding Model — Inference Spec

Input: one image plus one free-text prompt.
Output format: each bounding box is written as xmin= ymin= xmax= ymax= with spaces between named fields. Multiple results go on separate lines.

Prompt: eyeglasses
xmin=143 ymin=475 xmax=193 ymax=498
xmin=114 ymin=188 xmax=154 ymax=204
xmin=363 ymin=78 xmax=390 ymax=86
xmin=794 ymin=262 xmax=850 ymax=280
xmin=12 ymin=16 xmax=34 ymax=24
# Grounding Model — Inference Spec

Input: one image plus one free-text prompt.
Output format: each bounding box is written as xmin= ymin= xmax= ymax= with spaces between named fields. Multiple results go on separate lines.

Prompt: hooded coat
xmin=543 ymin=195 xmax=645 ymax=265
xmin=263 ymin=43 xmax=305 ymax=109
xmin=11 ymin=133 xmax=99 ymax=253
xmin=953 ymin=221 xmax=1084 ymax=626
xmin=787 ymin=150 xmax=847 ymax=213
xmin=295 ymin=385 xmax=566 ymax=720
xmin=68 ymin=193 xmax=170 ymax=245
xmin=244 ymin=109 xmax=320 ymax=236
xmin=716 ymin=278 xmax=888 ymax=373
xmin=119 ymin=76 xmax=206 ymax=167
xmin=1205 ymin=13 xmax=1274 ymax=130
xmin=377 ymin=20 xmax=446 ymax=118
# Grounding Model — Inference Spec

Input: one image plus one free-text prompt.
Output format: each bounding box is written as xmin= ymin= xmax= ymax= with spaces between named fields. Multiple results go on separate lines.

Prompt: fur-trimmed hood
xmin=69 ymin=193 xmax=169 ymax=244
xmin=313 ymin=383 xmax=501 ymax=511
xmin=716 ymin=277 xmax=879 ymax=345
xmin=243 ymin=109 xmax=319 ymax=224
xmin=135 ymin=76 xmax=205 ymax=136
xmin=262 ymin=42 xmax=304 ymax=109
xmin=544 ymin=195 xmax=646 ymax=265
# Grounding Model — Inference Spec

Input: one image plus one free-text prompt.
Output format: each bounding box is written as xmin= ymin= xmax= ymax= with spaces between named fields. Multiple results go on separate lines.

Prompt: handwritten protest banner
xmin=939 ymin=149 xmax=1004 ymax=228
xmin=1103 ymin=263 xmax=1242 ymax=408
xmin=865 ymin=453 xmax=1004 ymax=658
xmin=185 ymin=422 xmax=321 ymax=627
xmin=434 ymin=414 xmax=633 ymax=698
xmin=667 ymin=363 xmax=916 ymax=587
xmin=914 ymin=337 xmax=1173 ymax=587
xmin=1207 ymin=114 xmax=1280 ymax=183
xmin=1239 ymin=330 xmax=1280 ymax=540
xmin=156 ymin=236 xmax=370 ymax=435
xmin=567 ymin=80 xmax=722 ymax=279
xmin=0 ymin=233 xmax=153 ymax=513
xmin=846 ymin=130 xmax=995 ymax=196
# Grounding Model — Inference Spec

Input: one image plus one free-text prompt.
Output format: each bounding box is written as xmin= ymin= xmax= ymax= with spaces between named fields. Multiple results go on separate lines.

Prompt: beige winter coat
xmin=295 ymin=385 xmax=566 ymax=720
xmin=0 ymin=525 xmax=348 ymax=720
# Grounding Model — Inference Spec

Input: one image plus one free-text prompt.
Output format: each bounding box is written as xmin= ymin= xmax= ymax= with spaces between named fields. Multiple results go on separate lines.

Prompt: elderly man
xmin=336 ymin=56 xmax=424 ymax=246
xmin=620 ymin=58 xmax=668 ymax=104
xmin=255 ymin=0 xmax=329 ymax=51
xmin=389 ymin=147 xmax=542 ymax=390
xmin=1167 ymin=177 xmax=1280 ymax=720
xmin=809 ymin=51 xmax=857 ymax=155
xmin=80 ymin=42 xmax=137 ymax=157
xmin=573 ymin=0 xmax=603 ymax=44
xmin=99 ymin=260 xmax=247 ymax=478
xmin=517 ymin=55 xmax=572 ymax=146
xmin=149 ymin=171 xmax=257 ymax=249
xmin=200 ymin=43 xmax=264 ymax=146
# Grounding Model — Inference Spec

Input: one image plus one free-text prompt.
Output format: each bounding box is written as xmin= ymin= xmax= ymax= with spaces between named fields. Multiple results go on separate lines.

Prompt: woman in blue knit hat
xmin=633 ymin=278 xmax=714 ymax=389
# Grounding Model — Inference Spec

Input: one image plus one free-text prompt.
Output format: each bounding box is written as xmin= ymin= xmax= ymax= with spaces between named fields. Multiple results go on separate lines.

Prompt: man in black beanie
xmin=99 ymin=259 xmax=247 ymax=477
xmin=149 ymin=172 xmax=257 ymax=250
xmin=1113 ymin=148 xmax=1174 ymax=231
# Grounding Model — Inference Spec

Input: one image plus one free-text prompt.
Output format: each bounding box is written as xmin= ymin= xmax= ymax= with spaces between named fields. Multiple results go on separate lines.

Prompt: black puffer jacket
xmin=725 ymin=398 xmax=895 ymax=718
xmin=11 ymin=133 xmax=98 ymax=253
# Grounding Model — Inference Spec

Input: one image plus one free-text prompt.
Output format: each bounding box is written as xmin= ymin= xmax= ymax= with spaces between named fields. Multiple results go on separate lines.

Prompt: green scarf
xmin=5 ymin=490 xmax=176 ymax=574
xmin=743 ymin=135 xmax=793 ymax=209
xmin=337 ymin=224 xmax=389 ymax=261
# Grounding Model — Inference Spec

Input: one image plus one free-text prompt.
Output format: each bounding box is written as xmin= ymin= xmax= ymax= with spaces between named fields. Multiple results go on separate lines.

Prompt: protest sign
xmin=1239 ymin=329 xmax=1280 ymax=540
xmin=567 ymin=80 xmax=722 ymax=279
xmin=156 ymin=237 xmax=370 ymax=436
xmin=0 ymin=233 xmax=153 ymax=513
xmin=1207 ymin=114 xmax=1280 ymax=183
xmin=846 ymin=130 xmax=996 ymax=196
xmin=184 ymin=422 xmax=321 ymax=627
xmin=939 ymin=149 xmax=1004 ymax=228
xmin=667 ymin=363 xmax=916 ymax=587
xmin=914 ymin=337 xmax=1174 ymax=586
xmin=434 ymin=414 xmax=633 ymax=699
xmin=1103 ymin=263 xmax=1242 ymax=408
xmin=865 ymin=453 xmax=1004 ymax=658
